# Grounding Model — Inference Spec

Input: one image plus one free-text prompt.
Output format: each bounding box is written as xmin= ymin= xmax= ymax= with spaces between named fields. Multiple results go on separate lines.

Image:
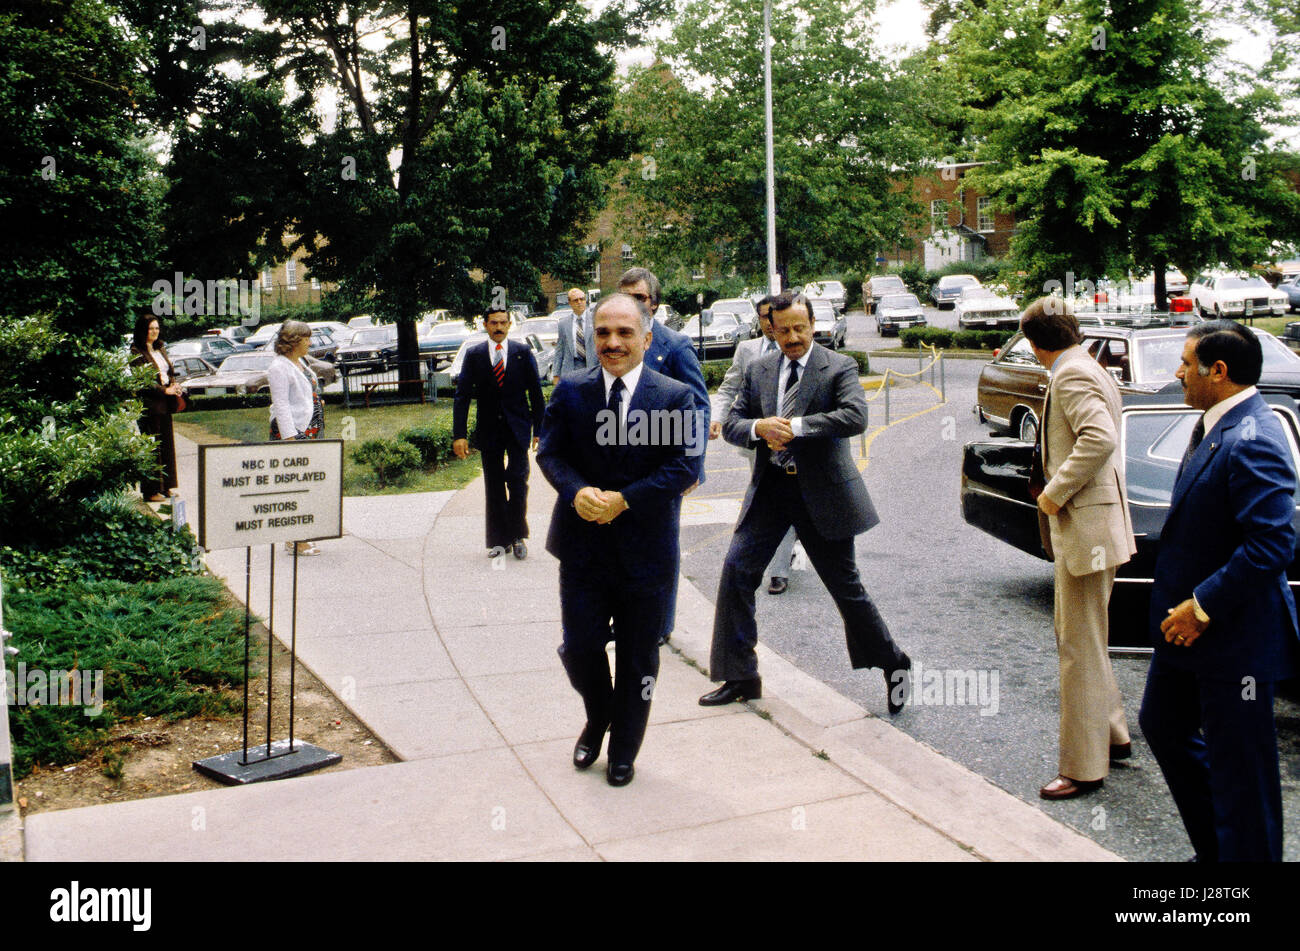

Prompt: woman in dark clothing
xmin=129 ymin=314 xmax=181 ymax=502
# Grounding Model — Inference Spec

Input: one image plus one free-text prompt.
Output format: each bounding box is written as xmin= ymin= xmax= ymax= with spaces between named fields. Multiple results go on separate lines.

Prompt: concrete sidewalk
xmin=20 ymin=432 xmax=1119 ymax=861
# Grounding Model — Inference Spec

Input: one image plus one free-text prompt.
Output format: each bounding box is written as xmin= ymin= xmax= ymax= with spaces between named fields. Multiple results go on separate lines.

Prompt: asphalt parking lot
xmin=679 ymin=305 xmax=1300 ymax=861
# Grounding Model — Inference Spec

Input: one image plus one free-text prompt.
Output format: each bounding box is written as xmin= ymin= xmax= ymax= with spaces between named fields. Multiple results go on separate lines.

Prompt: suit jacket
xmin=1036 ymin=345 xmax=1137 ymax=576
xmin=723 ymin=342 xmax=876 ymax=540
xmin=1150 ymin=392 xmax=1300 ymax=680
xmin=643 ymin=320 xmax=710 ymax=483
xmin=453 ymin=338 xmax=545 ymax=449
xmin=537 ymin=364 xmax=697 ymax=584
xmin=551 ymin=309 xmax=597 ymax=379
xmin=129 ymin=344 xmax=176 ymax=416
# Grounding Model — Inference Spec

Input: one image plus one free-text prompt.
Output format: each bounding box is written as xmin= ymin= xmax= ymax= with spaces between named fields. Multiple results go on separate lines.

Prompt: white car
xmin=520 ymin=316 xmax=560 ymax=348
xmin=874 ymin=293 xmax=927 ymax=336
xmin=680 ymin=311 xmax=751 ymax=357
xmin=955 ymin=285 xmax=1020 ymax=330
xmin=1190 ymin=273 xmax=1288 ymax=319
xmin=804 ymin=280 xmax=846 ymax=312
xmin=708 ymin=298 xmax=760 ymax=336
xmin=446 ymin=331 xmax=553 ymax=383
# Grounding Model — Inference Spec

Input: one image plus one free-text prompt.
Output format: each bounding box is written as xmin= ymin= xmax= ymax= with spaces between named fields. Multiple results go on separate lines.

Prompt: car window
xmin=999 ymin=335 xmax=1039 ymax=367
xmin=1125 ymin=407 xmax=1300 ymax=508
xmin=1133 ymin=335 xmax=1186 ymax=383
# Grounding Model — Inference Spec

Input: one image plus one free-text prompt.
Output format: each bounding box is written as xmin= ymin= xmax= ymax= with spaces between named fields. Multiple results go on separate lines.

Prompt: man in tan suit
xmin=1022 ymin=297 xmax=1137 ymax=800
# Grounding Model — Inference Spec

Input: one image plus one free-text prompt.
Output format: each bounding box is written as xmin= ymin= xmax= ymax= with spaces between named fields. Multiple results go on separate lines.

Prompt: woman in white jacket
xmin=268 ymin=320 xmax=324 ymax=555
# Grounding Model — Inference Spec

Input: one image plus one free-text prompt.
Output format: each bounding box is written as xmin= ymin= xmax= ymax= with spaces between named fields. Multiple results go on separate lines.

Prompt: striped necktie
xmin=574 ymin=314 xmax=586 ymax=364
xmin=492 ymin=343 xmax=505 ymax=387
xmin=772 ymin=361 xmax=800 ymax=469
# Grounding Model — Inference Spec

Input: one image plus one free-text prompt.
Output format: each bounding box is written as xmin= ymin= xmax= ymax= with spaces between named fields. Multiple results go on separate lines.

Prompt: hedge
xmin=898 ymin=328 xmax=1014 ymax=351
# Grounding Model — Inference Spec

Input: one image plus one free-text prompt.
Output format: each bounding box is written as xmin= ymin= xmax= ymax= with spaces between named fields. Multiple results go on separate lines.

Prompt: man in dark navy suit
xmin=1140 ymin=319 xmax=1300 ymax=862
xmin=453 ymin=308 xmax=545 ymax=559
xmin=537 ymin=293 xmax=698 ymax=786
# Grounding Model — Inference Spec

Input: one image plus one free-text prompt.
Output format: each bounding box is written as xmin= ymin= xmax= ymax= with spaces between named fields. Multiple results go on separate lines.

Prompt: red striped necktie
xmin=493 ymin=342 xmax=505 ymax=387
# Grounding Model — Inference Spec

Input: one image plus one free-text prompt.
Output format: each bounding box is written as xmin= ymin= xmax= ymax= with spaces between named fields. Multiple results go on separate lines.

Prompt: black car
xmin=961 ymin=391 xmax=1300 ymax=651
xmin=336 ymin=326 xmax=399 ymax=374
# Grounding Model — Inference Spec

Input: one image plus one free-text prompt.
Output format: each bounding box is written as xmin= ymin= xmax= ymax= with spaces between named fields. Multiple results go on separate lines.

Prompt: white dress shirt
xmin=750 ymin=344 xmax=814 ymax=441
xmin=601 ymin=361 xmax=644 ymax=429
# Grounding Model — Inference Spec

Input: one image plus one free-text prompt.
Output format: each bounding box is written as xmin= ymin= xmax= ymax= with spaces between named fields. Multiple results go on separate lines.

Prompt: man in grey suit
xmin=710 ymin=296 xmax=799 ymax=595
xmin=551 ymin=287 xmax=597 ymax=383
xmin=700 ymin=292 xmax=912 ymax=712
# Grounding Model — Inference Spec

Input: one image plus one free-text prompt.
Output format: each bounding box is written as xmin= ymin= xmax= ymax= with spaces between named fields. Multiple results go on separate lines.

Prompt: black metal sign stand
xmin=193 ymin=543 xmax=341 ymax=785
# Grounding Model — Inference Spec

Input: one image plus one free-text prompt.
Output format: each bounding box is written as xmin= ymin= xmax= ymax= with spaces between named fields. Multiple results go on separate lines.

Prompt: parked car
xmin=931 ymin=274 xmax=981 ymax=309
xmin=1261 ymin=260 xmax=1300 ymax=286
xmin=1278 ymin=274 xmax=1300 ymax=316
xmin=519 ymin=316 xmax=560 ymax=349
xmin=446 ymin=332 xmax=553 ymax=384
xmin=337 ymin=325 xmax=400 ymax=374
xmin=204 ymin=325 xmax=256 ymax=348
xmin=874 ymin=293 xmax=927 ymax=336
xmin=975 ymin=325 xmax=1300 ymax=444
xmin=804 ymin=279 xmax=847 ymax=313
xmin=170 ymin=355 xmax=219 ymax=385
xmin=180 ymin=352 xmax=337 ymax=396
xmin=961 ymin=391 xmax=1300 ymax=651
xmin=955 ymin=285 xmax=1020 ymax=330
xmin=309 ymin=321 xmax=352 ymax=341
xmin=418 ymin=321 xmax=477 ymax=368
xmin=809 ymin=298 xmax=847 ymax=349
xmin=864 ymin=275 xmax=908 ymax=315
xmin=652 ymin=304 xmax=682 ymax=329
xmin=680 ymin=310 xmax=751 ymax=358
xmin=167 ymin=335 xmax=243 ymax=367
xmin=242 ymin=322 xmax=282 ymax=349
xmin=1189 ymin=272 xmax=1288 ymax=319
xmin=348 ymin=314 xmax=376 ymax=329
xmin=709 ymin=298 xmax=761 ymax=337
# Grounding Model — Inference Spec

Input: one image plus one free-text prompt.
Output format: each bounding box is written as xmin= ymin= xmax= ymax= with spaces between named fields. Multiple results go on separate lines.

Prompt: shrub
xmin=840 ymin=350 xmax=871 ymax=374
xmin=1 ymin=494 xmax=203 ymax=592
xmin=898 ymin=328 xmax=1011 ymax=351
xmin=900 ymin=328 xmax=954 ymax=349
xmin=701 ymin=359 xmax=730 ymax=391
xmin=397 ymin=424 xmax=456 ymax=467
xmin=3 ymin=575 xmax=249 ymax=777
xmin=352 ymin=437 xmax=421 ymax=486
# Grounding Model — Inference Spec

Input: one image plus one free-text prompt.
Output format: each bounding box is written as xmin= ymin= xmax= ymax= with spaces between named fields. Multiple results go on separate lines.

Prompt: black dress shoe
xmin=606 ymin=762 xmax=635 ymax=786
xmin=767 ymin=576 xmax=788 ymax=595
xmin=513 ymin=539 xmax=527 ymax=560
xmin=657 ymin=631 xmax=671 ymax=646
xmin=1110 ymin=742 xmax=1132 ymax=761
xmin=885 ymin=654 xmax=912 ymax=716
xmin=572 ymin=722 xmax=607 ymax=770
xmin=699 ymin=678 xmax=762 ymax=706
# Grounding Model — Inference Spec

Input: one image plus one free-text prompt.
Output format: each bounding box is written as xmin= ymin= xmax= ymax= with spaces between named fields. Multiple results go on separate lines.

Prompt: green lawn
xmin=175 ymin=402 xmax=485 ymax=495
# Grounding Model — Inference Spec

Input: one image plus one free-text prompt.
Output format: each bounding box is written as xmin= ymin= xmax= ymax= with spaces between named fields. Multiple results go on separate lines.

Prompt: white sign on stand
xmin=198 ymin=441 xmax=343 ymax=551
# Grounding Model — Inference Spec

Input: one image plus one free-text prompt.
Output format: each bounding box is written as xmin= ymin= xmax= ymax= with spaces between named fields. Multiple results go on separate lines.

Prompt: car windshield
xmin=353 ymin=329 xmax=393 ymax=345
xmin=169 ymin=341 xmax=202 ymax=355
xmin=219 ymin=354 xmax=274 ymax=372
xmin=960 ymin=287 xmax=995 ymax=300
xmin=524 ymin=319 xmax=558 ymax=334
xmin=711 ymin=314 xmax=738 ymax=327
xmin=942 ymin=276 xmax=979 ymax=289
xmin=1132 ymin=335 xmax=1187 ymax=382
xmin=246 ymin=325 xmax=280 ymax=341
xmin=1257 ymin=331 xmax=1300 ymax=371
xmin=811 ymin=302 xmax=835 ymax=320
xmin=880 ymin=294 xmax=920 ymax=309
xmin=873 ymin=278 xmax=905 ymax=292
xmin=1217 ymin=276 xmax=1270 ymax=290
xmin=712 ymin=301 xmax=751 ymax=317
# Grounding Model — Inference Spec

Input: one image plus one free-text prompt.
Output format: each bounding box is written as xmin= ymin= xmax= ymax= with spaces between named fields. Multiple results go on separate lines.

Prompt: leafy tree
xmin=616 ymin=0 xmax=944 ymax=289
xmin=159 ymin=0 xmax=649 ymax=384
xmin=0 ymin=0 xmax=164 ymax=346
xmin=938 ymin=0 xmax=1300 ymax=300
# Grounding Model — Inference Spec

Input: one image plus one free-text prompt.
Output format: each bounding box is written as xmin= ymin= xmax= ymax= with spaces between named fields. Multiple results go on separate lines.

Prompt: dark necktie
xmin=492 ymin=343 xmax=505 ymax=387
xmin=1178 ymin=416 xmax=1206 ymax=480
xmin=608 ymin=376 xmax=625 ymax=435
xmin=772 ymin=361 xmax=799 ymax=470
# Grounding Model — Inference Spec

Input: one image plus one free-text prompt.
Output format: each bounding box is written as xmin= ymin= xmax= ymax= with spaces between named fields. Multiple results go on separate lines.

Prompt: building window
xmin=587 ymin=261 xmax=601 ymax=284
xmin=977 ymin=197 xmax=995 ymax=233
xmin=261 ymin=267 xmax=272 ymax=291
xmin=621 ymin=244 xmax=634 ymax=261
xmin=930 ymin=200 xmax=948 ymax=233
xmin=311 ymin=276 xmax=320 ymax=290
xmin=286 ymin=260 xmax=297 ymax=289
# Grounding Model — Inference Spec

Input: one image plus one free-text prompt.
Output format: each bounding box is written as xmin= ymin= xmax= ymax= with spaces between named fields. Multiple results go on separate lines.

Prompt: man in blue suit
xmin=538 ymin=293 xmax=700 ymax=787
xmin=1140 ymin=319 xmax=1299 ymax=862
xmin=550 ymin=287 xmax=596 ymax=382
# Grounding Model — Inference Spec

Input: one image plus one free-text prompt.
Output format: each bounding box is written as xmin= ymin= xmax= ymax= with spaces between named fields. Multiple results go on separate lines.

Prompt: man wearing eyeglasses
xmin=552 ymin=287 xmax=597 ymax=383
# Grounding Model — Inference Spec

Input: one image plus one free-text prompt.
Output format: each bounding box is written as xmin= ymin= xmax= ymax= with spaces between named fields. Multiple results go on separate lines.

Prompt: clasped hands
xmin=755 ymin=416 xmax=794 ymax=452
xmin=575 ymin=486 xmax=628 ymax=524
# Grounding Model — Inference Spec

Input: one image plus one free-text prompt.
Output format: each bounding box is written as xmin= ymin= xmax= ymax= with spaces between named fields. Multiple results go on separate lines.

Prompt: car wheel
xmin=1017 ymin=409 xmax=1039 ymax=444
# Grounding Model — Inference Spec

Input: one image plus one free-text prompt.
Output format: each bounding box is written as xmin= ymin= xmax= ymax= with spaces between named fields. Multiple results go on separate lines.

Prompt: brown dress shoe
xmin=1039 ymin=775 xmax=1103 ymax=800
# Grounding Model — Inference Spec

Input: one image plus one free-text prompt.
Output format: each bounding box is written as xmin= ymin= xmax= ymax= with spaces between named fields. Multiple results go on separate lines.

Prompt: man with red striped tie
xmin=453 ymin=307 xmax=546 ymax=559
